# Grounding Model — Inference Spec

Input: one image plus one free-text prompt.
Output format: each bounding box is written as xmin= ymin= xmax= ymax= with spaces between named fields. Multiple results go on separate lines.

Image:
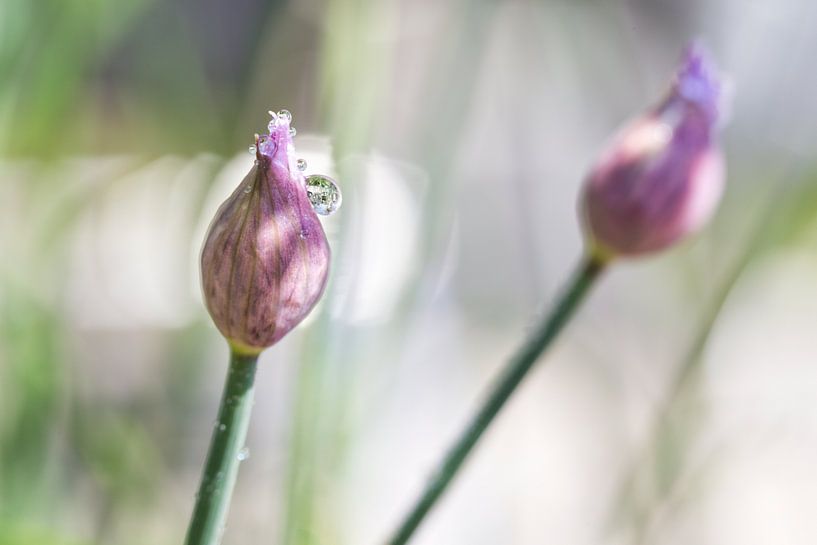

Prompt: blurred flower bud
xmin=201 ymin=111 xmax=332 ymax=355
xmin=581 ymin=44 xmax=726 ymax=260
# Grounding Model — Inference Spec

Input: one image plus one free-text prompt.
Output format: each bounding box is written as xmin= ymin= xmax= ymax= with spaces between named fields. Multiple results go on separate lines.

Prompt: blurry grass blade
xmin=609 ymin=164 xmax=817 ymax=543
xmin=0 ymin=0 xmax=157 ymax=156
xmin=0 ymin=283 xmax=63 ymax=517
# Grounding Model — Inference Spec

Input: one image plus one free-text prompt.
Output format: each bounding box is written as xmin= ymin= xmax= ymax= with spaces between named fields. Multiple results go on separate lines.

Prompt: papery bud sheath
xmin=581 ymin=44 xmax=727 ymax=259
xmin=201 ymin=115 xmax=330 ymax=354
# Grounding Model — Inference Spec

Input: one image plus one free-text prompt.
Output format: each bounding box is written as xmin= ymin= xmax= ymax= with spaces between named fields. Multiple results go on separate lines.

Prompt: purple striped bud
xmin=581 ymin=44 xmax=726 ymax=260
xmin=201 ymin=111 xmax=331 ymax=355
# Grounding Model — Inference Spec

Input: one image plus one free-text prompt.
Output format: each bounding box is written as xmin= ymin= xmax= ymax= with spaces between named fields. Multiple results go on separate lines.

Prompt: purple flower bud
xmin=201 ymin=111 xmax=331 ymax=355
xmin=581 ymin=44 xmax=726 ymax=259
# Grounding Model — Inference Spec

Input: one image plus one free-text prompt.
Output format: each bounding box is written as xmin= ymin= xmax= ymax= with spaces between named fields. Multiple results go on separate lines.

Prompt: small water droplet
xmin=277 ymin=109 xmax=292 ymax=123
xmin=237 ymin=447 xmax=250 ymax=461
xmin=305 ymin=175 xmax=342 ymax=216
xmin=243 ymin=185 xmax=252 ymax=194
xmin=289 ymin=127 xmax=297 ymax=137
xmin=219 ymin=424 xmax=226 ymax=431
xmin=296 ymin=158 xmax=307 ymax=171
xmin=299 ymin=230 xmax=307 ymax=239
xmin=248 ymin=145 xmax=256 ymax=154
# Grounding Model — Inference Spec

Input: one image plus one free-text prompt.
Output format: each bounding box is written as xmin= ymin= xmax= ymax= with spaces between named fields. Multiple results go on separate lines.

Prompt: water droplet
xmin=296 ymin=158 xmax=307 ymax=171
xmin=299 ymin=230 xmax=307 ymax=239
xmin=219 ymin=424 xmax=226 ymax=431
xmin=305 ymin=175 xmax=342 ymax=216
xmin=237 ymin=447 xmax=250 ymax=461
xmin=289 ymin=127 xmax=297 ymax=137
xmin=243 ymin=185 xmax=252 ymax=194
xmin=248 ymin=145 xmax=256 ymax=154
xmin=277 ymin=109 xmax=292 ymax=123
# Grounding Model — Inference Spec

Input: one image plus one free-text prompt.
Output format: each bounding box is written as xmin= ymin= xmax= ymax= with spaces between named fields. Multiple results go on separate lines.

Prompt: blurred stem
xmin=184 ymin=350 xmax=258 ymax=545
xmin=619 ymin=195 xmax=784 ymax=545
xmin=386 ymin=255 xmax=607 ymax=545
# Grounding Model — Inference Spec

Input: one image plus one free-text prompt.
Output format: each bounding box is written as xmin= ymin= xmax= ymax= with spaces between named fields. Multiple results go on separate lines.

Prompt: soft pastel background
xmin=3 ymin=1 xmax=817 ymax=544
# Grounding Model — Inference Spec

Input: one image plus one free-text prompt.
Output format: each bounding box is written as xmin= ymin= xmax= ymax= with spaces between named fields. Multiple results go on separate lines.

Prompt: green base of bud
xmin=227 ymin=339 xmax=265 ymax=358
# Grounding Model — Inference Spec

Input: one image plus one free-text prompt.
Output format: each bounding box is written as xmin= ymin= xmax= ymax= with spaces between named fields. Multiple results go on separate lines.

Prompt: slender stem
xmin=184 ymin=350 xmax=259 ymax=545
xmin=385 ymin=255 xmax=606 ymax=545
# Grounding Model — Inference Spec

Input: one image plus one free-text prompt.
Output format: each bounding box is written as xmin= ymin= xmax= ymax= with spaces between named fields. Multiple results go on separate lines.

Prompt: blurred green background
xmin=3 ymin=1 xmax=817 ymax=544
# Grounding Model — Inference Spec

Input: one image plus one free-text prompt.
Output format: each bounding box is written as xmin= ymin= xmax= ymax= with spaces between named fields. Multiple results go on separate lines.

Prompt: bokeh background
xmin=3 ymin=1 xmax=817 ymax=544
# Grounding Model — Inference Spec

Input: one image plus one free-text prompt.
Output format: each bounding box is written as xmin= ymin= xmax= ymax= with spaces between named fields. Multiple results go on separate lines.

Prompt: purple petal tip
xmin=256 ymin=109 xmax=295 ymax=162
xmin=672 ymin=42 xmax=722 ymax=120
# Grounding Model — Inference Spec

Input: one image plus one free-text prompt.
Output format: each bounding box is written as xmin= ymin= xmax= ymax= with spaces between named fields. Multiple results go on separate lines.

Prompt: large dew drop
xmin=305 ymin=175 xmax=342 ymax=216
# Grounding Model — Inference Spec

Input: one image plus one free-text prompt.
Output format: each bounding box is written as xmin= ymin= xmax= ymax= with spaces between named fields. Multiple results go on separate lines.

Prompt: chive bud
xmin=581 ymin=44 xmax=726 ymax=260
xmin=201 ymin=111 xmax=333 ymax=354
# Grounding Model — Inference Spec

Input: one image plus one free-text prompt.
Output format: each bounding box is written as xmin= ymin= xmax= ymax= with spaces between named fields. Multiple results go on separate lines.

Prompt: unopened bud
xmin=201 ymin=111 xmax=334 ymax=355
xmin=581 ymin=43 xmax=726 ymax=260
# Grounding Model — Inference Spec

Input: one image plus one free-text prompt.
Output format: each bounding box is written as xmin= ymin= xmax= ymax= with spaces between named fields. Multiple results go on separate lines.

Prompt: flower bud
xmin=201 ymin=111 xmax=331 ymax=355
xmin=580 ymin=44 xmax=726 ymax=260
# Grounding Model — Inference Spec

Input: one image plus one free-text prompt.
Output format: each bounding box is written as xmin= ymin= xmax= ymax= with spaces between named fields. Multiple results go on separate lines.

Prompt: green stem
xmin=184 ymin=350 xmax=259 ymax=545
xmin=385 ymin=255 xmax=606 ymax=545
